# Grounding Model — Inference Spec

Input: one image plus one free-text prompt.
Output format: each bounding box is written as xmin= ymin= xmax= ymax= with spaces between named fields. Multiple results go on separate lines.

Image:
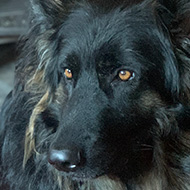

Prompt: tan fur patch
xmin=93 ymin=176 xmax=126 ymax=190
xmin=52 ymin=0 xmax=63 ymax=7
xmin=25 ymin=31 xmax=54 ymax=93
xmin=23 ymin=90 xmax=51 ymax=168
xmin=139 ymin=90 xmax=164 ymax=110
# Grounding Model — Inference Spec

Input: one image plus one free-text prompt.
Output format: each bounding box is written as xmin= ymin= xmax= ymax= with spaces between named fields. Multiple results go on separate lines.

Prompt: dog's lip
xmin=50 ymin=162 xmax=104 ymax=181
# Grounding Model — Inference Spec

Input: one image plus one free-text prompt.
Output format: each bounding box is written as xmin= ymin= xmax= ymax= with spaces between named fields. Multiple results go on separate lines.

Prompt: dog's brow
xmin=95 ymin=43 xmax=121 ymax=72
xmin=64 ymin=54 xmax=80 ymax=69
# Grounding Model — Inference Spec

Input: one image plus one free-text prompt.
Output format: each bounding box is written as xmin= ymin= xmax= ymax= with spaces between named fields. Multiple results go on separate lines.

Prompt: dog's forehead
xmin=59 ymin=6 xmax=160 ymax=65
xmin=62 ymin=6 xmax=156 ymax=45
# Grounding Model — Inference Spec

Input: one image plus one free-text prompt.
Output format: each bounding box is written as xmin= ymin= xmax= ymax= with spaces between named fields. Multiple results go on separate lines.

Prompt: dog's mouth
xmin=50 ymin=164 xmax=102 ymax=182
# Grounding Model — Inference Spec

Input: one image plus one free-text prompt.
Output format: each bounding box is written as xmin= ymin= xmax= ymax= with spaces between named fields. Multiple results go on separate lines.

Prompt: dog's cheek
xmin=96 ymin=113 xmax=155 ymax=181
xmin=137 ymin=90 xmax=166 ymax=111
xmin=34 ymin=110 xmax=59 ymax=154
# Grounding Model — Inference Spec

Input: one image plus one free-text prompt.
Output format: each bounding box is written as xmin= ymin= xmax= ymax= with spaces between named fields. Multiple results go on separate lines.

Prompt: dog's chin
xmin=53 ymin=168 xmax=102 ymax=182
xmin=70 ymin=175 xmax=96 ymax=182
xmin=65 ymin=173 xmax=100 ymax=182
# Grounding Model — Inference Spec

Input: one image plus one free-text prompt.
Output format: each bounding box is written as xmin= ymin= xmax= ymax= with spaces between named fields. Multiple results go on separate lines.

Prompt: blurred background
xmin=0 ymin=2 xmax=28 ymax=188
xmin=0 ymin=0 xmax=27 ymax=106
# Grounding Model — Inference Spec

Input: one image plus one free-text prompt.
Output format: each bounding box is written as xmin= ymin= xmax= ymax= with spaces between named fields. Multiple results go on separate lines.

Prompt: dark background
xmin=0 ymin=0 xmax=27 ymax=106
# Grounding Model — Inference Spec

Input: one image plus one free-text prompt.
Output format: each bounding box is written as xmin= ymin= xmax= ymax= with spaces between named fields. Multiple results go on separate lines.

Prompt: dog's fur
xmin=1 ymin=0 xmax=190 ymax=189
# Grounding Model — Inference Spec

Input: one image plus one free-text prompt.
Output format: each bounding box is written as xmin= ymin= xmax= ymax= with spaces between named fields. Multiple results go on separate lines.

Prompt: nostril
xmin=48 ymin=148 xmax=84 ymax=172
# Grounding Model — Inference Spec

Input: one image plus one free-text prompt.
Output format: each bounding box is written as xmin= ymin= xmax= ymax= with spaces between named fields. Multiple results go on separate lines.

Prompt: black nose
xmin=48 ymin=147 xmax=84 ymax=172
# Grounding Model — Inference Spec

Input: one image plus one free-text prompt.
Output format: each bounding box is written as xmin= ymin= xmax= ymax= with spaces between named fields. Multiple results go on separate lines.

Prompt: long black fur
xmin=1 ymin=0 xmax=190 ymax=189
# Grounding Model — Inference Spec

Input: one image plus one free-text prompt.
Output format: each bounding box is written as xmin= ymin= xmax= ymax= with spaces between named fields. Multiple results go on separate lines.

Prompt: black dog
xmin=1 ymin=0 xmax=190 ymax=189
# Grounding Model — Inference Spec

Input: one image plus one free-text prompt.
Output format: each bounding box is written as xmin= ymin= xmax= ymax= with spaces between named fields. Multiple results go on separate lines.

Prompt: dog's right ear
xmin=156 ymin=0 xmax=190 ymax=104
xmin=30 ymin=0 xmax=74 ymax=27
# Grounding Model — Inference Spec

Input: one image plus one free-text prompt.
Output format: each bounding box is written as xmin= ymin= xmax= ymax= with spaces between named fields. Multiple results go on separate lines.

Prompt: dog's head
xmin=24 ymin=0 xmax=190 ymax=184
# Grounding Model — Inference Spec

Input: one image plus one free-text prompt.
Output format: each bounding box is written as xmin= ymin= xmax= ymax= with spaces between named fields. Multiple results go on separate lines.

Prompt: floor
xmin=0 ymin=0 xmax=26 ymax=12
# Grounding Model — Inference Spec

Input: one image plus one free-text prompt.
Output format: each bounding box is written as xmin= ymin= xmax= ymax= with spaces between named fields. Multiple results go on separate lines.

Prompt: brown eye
xmin=118 ymin=70 xmax=133 ymax=81
xmin=64 ymin=68 xmax=73 ymax=79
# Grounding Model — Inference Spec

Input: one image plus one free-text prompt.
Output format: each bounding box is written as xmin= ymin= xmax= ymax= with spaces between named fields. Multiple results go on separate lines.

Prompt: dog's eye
xmin=118 ymin=70 xmax=134 ymax=81
xmin=64 ymin=68 xmax=73 ymax=79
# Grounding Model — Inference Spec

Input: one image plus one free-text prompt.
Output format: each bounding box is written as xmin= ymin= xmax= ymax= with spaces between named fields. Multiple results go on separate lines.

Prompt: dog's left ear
xmin=157 ymin=0 xmax=190 ymax=104
xmin=30 ymin=0 xmax=74 ymax=27
xmin=157 ymin=0 xmax=190 ymax=46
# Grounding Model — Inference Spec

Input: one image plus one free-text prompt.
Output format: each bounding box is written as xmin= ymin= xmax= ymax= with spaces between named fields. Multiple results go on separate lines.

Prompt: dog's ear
xmin=157 ymin=0 xmax=190 ymax=104
xmin=157 ymin=0 xmax=190 ymax=46
xmin=24 ymin=0 xmax=76 ymax=91
xmin=30 ymin=0 xmax=75 ymax=27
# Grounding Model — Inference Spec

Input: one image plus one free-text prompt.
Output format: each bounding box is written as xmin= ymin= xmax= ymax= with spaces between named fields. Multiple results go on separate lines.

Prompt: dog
xmin=0 ymin=0 xmax=190 ymax=189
